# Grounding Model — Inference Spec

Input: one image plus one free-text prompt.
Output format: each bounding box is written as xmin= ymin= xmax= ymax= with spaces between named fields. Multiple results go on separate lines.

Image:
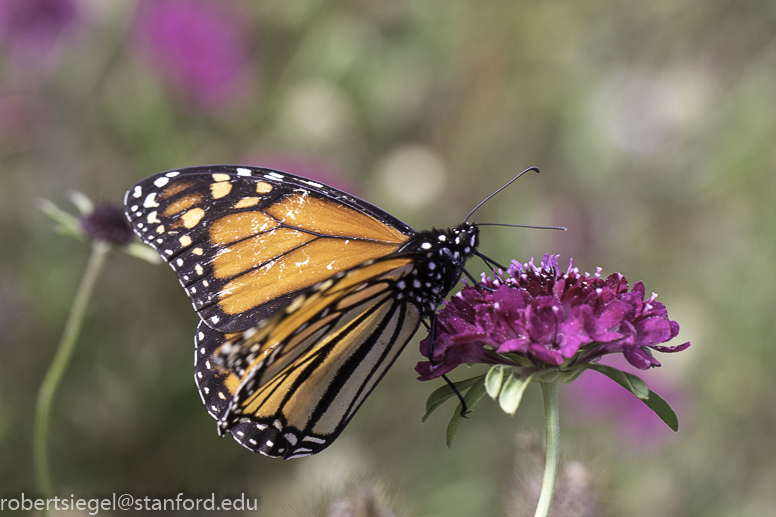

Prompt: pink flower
xmin=0 ymin=0 xmax=80 ymax=70
xmin=132 ymin=0 xmax=253 ymax=110
xmin=562 ymin=356 xmax=688 ymax=451
xmin=416 ymin=255 xmax=689 ymax=380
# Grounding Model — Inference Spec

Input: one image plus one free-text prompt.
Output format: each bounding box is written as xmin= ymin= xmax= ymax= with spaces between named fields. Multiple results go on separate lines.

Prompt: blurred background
xmin=0 ymin=0 xmax=773 ymax=515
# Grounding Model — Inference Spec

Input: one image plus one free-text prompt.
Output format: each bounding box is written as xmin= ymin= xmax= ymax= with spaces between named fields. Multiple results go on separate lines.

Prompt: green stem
xmin=534 ymin=381 xmax=560 ymax=517
xmin=34 ymin=240 xmax=111 ymax=498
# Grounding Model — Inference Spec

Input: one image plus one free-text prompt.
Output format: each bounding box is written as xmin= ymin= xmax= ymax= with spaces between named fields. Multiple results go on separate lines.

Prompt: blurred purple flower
xmin=80 ymin=203 xmax=133 ymax=244
xmin=416 ymin=254 xmax=689 ymax=380
xmin=0 ymin=0 xmax=80 ymax=69
xmin=562 ymin=356 xmax=688 ymax=450
xmin=132 ymin=0 xmax=253 ymax=110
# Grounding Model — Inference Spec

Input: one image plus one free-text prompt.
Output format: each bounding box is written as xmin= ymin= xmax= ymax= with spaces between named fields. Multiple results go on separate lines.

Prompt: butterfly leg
xmin=474 ymin=250 xmax=507 ymax=271
xmin=426 ymin=314 xmax=469 ymax=417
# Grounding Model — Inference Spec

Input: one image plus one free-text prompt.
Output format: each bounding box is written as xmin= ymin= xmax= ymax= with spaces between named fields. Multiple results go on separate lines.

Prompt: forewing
xmin=124 ymin=165 xmax=415 ymax=332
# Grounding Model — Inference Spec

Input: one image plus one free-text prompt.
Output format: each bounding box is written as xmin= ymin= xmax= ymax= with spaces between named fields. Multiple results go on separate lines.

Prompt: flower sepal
xmin=487 ymin=365 xmax=560 ymax=415
xmin=556 ymin=366 xmax=586 ymax=384
xmin=38 ymin=195 xmax=88 ymax=241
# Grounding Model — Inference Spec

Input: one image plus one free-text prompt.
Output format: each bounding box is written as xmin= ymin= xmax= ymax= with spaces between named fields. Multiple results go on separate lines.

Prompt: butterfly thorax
xmin=395 ymin=222 xmax=480 ymax=314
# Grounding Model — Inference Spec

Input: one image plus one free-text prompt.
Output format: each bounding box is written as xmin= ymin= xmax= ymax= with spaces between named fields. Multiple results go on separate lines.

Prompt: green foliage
xmin=444 ymin=378 xmax=488 ymax=448
xmin=422 ymin=375 xmax=484 ymax=423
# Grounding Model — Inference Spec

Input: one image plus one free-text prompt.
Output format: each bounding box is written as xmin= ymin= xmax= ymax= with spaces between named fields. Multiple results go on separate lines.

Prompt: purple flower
xmin=80 ymin=203 xmax=133 ymax=244
xmin=132 ymin=0 xmax=253 ymax=110
xmin=562 ymin=356 xmax=689 ymax=451
xmin=416 ymin=254 xmax=689 ymax=380
xmin=0 ymin=0 xmax=80 ymax=69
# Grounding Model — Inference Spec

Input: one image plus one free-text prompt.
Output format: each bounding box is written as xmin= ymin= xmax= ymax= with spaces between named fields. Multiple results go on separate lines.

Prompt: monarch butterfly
xmin=124 ymin=165 xmax=532 ymax=459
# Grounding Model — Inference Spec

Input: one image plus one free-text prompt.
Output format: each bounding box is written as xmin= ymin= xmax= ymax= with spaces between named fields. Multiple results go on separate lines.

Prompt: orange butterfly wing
xmin=124 ymin=165 xmax=414 ymax=332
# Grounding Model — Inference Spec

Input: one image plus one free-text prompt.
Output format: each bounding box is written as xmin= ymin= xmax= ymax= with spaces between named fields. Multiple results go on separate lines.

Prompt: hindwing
xmin=193 ymin=256 xmax=422 ymax=458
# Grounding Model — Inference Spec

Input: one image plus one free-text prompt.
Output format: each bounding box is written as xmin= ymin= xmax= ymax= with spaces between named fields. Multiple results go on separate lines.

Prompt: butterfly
xmin=124 ymin=165 xmax=515 ymax=459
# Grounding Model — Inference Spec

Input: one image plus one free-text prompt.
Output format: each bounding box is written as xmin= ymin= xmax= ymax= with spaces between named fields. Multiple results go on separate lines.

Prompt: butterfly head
xmin=397 ymin=222 xmax=480 ymax=313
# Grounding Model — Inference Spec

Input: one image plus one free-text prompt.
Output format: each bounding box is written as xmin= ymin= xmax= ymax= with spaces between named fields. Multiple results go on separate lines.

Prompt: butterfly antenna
xmin=476 ymin=222 xmax=567 ymax=231
xmin=464 ymin=166 xmax=540 ymax=223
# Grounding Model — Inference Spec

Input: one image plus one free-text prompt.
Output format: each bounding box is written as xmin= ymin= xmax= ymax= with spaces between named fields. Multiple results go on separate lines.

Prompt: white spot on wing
xmin=154 ymin=176 xmax=169 ymax=188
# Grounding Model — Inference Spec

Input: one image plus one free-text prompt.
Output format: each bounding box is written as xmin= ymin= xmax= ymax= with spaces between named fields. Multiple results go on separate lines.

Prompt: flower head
xmin=416 ymin=255 xmax=689 ymax=380
xmin=80 ymin=203 xmax=133 ymax=244
xmin=39 ymin=192 xmax=160 ymax=264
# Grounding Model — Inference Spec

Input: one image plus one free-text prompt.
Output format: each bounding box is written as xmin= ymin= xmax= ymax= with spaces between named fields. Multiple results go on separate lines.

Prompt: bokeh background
xmin=0 ymin=0 xmax=773 ymax=515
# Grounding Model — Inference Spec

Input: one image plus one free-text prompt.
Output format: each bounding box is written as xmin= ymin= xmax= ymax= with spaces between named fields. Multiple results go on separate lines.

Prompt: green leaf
xmin=485 ymin=364 xmax=509 ymax=399
xmin=498 ymin=370 xmax=535 ymax=415
xmin=558 ymin=366 xmax=586 ymax=384
xmin=445 ymin=379 xmax=488 ymax=447
xmin=581 ymin=364 xmax=679 ymax=431
xmin=422 ymin=375 xmax=485 ymax=423
xmin=124 ymin=242 xmax=163 ymax=264
xmin=584 ymin=363 xmax=649 ymax=399
xmin=642 ymin=389 xmax=679 ymax=432
xmin=68 ymin=190 xmax=94 ymax=216
xmin=37 ymin=198 xmax=83 ymax=240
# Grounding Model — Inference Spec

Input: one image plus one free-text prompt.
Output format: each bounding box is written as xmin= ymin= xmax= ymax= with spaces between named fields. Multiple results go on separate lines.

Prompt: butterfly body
xmin=124 ymin=165 xmax=480 ymax=458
